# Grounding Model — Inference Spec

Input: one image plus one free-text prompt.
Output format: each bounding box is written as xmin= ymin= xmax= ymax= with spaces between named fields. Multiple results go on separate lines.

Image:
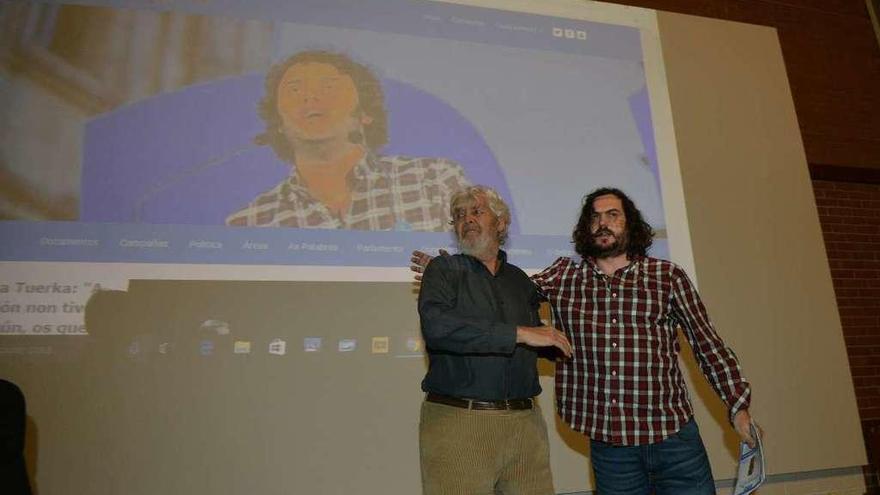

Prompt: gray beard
xmin=458 ymin=233 xmax=495 ymax=259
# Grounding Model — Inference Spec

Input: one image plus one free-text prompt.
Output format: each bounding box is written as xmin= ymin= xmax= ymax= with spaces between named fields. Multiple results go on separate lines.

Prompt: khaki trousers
xmin=419 ymin=400 xmax=555 ymax=495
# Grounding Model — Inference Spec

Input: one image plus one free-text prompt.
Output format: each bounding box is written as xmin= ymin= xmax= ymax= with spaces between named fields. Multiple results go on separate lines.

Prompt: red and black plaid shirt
xmin=532 ymin=256 xmax=750 ymax=446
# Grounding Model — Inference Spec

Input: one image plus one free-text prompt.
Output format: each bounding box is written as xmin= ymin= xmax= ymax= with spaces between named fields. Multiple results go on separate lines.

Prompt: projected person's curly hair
xmin=572 ymin=187 xmax=654 ymax=259
xmin=255 ymin=50 xmax=389 ymax=161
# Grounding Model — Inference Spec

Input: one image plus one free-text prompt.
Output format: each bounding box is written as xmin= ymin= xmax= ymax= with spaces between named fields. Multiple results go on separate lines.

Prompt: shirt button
xmin=612 ymin=342 xmax=617 ymax=348
xmin=612 ymin=398 xmax=617 ymax=404
xmin=612 ymin=370 xmax=617 ymax=376
xmin=612 ymin=292 xmax=617 ymax=298
xmin=612 ymin=318 xmax=618 ymax=324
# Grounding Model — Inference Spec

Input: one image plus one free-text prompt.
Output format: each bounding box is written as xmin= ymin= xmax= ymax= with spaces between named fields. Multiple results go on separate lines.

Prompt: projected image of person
xmin=418 ymin=185 xmax=571 ymax=495
xmin=413 ymin=187 xmax=761 ymax=495
xmin=226 ymin=50 xmax=471 ymax=230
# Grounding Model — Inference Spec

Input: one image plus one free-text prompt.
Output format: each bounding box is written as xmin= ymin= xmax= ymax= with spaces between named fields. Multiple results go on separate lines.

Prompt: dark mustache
xmin=593 ymin=228 xmax=614 ymax=238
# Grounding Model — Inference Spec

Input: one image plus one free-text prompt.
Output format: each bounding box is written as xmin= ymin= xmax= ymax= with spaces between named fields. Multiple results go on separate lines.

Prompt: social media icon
xmin=564 ymin=28 xmax=575 ymax=39
xmin=552 ymin=27 xmax=563 ymax=37
xmin=338 ymin=339 xmax=357 ymax=352
xmin=576 ymin=30 xmax=587 ymax=40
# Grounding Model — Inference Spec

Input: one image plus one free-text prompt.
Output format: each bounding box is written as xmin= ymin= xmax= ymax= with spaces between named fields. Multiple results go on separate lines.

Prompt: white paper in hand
xmin=732 ymin=422 xmax=764 ymax=495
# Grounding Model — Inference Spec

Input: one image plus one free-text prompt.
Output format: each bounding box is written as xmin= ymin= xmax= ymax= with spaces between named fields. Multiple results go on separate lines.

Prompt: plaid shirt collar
xmin=580 ymin=255 xmax=643 ymax=279
xmin=284 ymin=150 xmax=382 ymax=193
xmin=273 ymin=150 xmax=396 ymax=229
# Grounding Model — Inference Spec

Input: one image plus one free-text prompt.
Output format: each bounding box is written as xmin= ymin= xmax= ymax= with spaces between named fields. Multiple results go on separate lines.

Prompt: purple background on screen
xmin=629 ymin=86 xmax=660 ymax=190
xmin=81 ymin=75 xmax=517 ymax=231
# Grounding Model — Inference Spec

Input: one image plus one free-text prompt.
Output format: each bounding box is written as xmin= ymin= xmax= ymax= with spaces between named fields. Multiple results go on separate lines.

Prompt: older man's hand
xmin=410 ymin=249 xmax=447 ymax=282
xmin=516 ymin=325 xmax=572 ymax=358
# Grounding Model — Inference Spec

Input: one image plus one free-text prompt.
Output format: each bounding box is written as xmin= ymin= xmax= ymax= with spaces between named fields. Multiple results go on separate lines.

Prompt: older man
xmin=418 ymin=185 xmax=571 ymax=495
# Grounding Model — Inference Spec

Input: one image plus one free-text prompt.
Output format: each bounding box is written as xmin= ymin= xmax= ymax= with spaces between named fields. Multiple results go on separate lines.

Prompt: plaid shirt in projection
xmin=226 ymin=153 xmax=470 ymax=230
xmin=532 ymin=256 xmax=750 ymax=446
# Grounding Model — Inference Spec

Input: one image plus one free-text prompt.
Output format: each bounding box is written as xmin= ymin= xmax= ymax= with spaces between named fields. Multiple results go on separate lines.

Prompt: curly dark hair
xmin=572 ymin=187 xmax=654 ymax=259
xmin=255 ymin=50 xmax=389 ymax=162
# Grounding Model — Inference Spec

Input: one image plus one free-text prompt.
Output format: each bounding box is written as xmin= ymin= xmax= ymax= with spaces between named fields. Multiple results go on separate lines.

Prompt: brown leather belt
xmin=426 ymin=392 xmax=533 ymax=411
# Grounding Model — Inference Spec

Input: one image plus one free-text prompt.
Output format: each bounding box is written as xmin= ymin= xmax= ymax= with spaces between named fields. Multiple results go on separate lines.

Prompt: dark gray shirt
xmin=418 ymin=251 xmax=543 ymax=400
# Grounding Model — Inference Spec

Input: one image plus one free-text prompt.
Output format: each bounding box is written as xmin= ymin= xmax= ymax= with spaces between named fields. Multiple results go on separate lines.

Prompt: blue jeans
xmin=589 ymin=418 xmax=715 ymax=495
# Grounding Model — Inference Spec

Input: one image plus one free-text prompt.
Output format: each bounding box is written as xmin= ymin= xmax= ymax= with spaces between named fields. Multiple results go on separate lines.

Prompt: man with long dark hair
xmin=533 ymin=187 xmax=756 ymax=494
xmin=413 ymin=187 xmax=758 ymax=494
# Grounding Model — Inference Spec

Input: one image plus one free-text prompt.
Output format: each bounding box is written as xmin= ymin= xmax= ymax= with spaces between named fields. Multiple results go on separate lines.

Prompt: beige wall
xmin=656 ymin=8 xmax=866 ymax=474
